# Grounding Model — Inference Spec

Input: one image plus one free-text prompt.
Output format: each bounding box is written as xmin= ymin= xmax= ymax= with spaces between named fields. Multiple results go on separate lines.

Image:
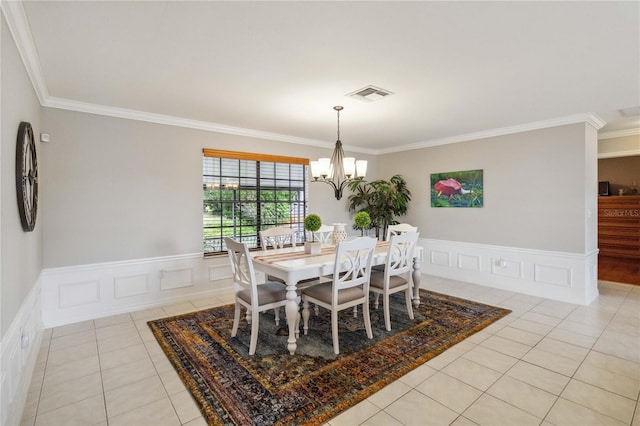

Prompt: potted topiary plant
xmin=303 ymin=213 xmax=322 ymax=254
xmin=348 ymin=175 xmax=412 ymax=240
xmin=353 ymin=211 xmax=371 ymax=236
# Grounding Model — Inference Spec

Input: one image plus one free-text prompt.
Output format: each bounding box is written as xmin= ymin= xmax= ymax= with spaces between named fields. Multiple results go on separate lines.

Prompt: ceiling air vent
xmin=347 ymin=85 xmax=394 ymax=102
xmin=619 ymin=106 xmax=640 ymax=117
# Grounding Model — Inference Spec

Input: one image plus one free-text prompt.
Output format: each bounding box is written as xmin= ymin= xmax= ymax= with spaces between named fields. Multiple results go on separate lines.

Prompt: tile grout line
xmin=30 ymin=333 xmax=52 ymax=426
xmin=94 ymin=318 xmax=111 ymax=426
xmin=454 ymin=301 xmax=555 ymax=425
xmin=31 ymin=327 xmax=102 ymax=423
xmin=24 ymin=283 xmax=639 ymax=426
xmin=538 ymin=284 xmax=636 ymax=425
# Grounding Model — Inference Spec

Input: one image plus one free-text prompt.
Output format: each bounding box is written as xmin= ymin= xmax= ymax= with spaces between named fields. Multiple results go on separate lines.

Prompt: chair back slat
xmin=386 ymin=231 xmax=419 ymax=278
xmin=333 ymin=237 xmax=377 ymax=293
xmin=225 ymin=237 xmax=258 ymax=301
xmin=309 ymin=224 xmax=334 ymax=244
xmin=386 ymin=223 xmax=418 ymax=241
xmin=260 ymin=226 xmax=297 ymax=249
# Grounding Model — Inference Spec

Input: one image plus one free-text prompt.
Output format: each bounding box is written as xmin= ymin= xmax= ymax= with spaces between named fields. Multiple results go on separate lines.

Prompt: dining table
xmin=251 ymin=240 xmax=423 ymax=355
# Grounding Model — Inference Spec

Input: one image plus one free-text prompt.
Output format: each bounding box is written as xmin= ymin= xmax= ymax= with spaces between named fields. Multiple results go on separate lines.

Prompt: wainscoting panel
xmin=0 ymin=277 xmax=44 ymax=426
xmin=430 ymin=250 xmax=450 ymax=267
xmin=534 ymin=264 xmax=572 ymax=287
xmin=209 ymin=264 xmax=233 ymax=282
xmin=159 ymin=267 xmax=193 ymax=291
xmin=114 ymin=274 xmax=149 ymax=299
xmin=422 ymin=238 xmax=599 ymax=305
xmin=41 ymin=253 xmax=234 ymax=328
xmin=457 ymin=253 xmax=481 ymax=272
xmin=490 ymin=257 xmax=523 ymax=279
xmin=58 ymin=280 xmax=100 ymax=308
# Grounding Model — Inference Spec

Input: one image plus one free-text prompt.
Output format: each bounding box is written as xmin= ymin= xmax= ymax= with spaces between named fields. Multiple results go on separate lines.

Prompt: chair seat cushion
xmin=237 ymin=282 xmax=286 ymax=306
xmin=295 ymin=277 xmax=326 ymax=291
xmin=302 ymin=282 xmax=365 ymax=305
xmin=369 ymin=270 xmax=408 ymax=290
xmin=268 ymin=275 xmax=322 ymax=286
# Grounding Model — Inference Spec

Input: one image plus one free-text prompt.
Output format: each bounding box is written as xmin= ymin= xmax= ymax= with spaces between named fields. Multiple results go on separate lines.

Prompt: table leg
xmin=412 ymin=257 xmax=422 ymax=308
xmin=285 ymin=283 xmax=299 ymax=355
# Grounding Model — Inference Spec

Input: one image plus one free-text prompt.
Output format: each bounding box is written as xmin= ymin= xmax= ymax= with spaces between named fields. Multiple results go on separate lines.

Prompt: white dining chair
xmin=301 ymin=237 xmax=377 ymax=354
xmin=260 ymin=226 xmax=323 ymax=320
xmin=373 ymin=223 xmax=418 ymax=272
xmin=225 ymin=237 xmax=288 ymax=356
xmin=369 ymin=231 xmax=419 ymax=331
xmin=309 ymin=224 xmax=334 ymax=244
xmin=259 ymin=226 xmax=297 ymax=284
xmin=385 ymin=223 xmax=418 ymax=241
xmin=259 ymin=226 xmax=297 ymax=249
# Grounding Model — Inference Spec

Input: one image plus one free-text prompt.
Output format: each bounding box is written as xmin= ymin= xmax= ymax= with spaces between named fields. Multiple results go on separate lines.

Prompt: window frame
xmin=202 ymin=148 xmax=309 ymax=256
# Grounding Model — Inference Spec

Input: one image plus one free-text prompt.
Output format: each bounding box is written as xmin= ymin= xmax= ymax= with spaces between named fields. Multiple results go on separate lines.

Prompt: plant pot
xmin=304 ymin=241 xmax=321 ymax=255
xmin=332 ymin=223 xmax=347 ymax=245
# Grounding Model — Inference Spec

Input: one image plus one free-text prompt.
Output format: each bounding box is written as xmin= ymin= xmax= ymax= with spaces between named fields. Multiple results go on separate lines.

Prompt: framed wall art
xmin=430 ymin=169 xmax=483 ymax=208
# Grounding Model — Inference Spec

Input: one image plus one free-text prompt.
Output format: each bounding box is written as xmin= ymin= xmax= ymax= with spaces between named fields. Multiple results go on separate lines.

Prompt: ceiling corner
xmin=2 ymin=0 xmax=49 ymax=104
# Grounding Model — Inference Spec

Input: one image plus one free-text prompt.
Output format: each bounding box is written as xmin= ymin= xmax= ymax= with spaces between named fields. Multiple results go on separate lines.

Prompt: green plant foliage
xmin=353 ymin=211 xmax=371 ymax=236
xmin=304 ymin=214 xmax=322 ymax=242
xmin=348 ymin=175 xmax=411 ymax=240
xmin=304 ymin=214 xmax=322 ymax=232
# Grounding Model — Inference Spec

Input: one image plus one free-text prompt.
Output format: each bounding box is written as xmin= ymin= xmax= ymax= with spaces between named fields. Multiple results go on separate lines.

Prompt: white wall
xmin=1 ymin=14 xmax=42 ymax=338
xmin=377 ymin=123 xmax=591 ymax=253
xmin=37 ymin=108 xmax=379 ymax=328
xmin=598 ymin=133 xmax=640 ymax=158
xmin=376 ymin=123 xmax=599 ymax=305
xmin=1 ymin=13 xmax=45 ymax=426
xmin=40 ymin=108 xmax=377 ymax=268
xmin=38 ymin=116 xmax=602 ymax=327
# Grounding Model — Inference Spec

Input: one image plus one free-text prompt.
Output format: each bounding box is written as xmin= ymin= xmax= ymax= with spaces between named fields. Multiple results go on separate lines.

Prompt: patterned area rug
xmin=148 ymin=290 xmax=510 ymax=425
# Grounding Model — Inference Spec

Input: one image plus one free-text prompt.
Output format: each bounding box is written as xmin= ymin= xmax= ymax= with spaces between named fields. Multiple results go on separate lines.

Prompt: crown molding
xmin=598 ymin=128 xmax=640 ymax=140
xmin=1 ymin=0 xmax=49 ymax=104
xmin=378 ymin=113 xmax=605 ymax=154
xmin=598 ymin=149 xmax=640 ymax=159
xmin=44 ymin=97 xmax=377 ymax=155
xmin=41 ymin=97 xmax=612 ymax=157
xmin=586 ymin=113 xmax=607 ymax=130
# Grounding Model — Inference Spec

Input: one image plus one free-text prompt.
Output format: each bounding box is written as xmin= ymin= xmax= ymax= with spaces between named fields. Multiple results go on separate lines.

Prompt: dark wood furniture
xmin=598 ymin=195 xmax=640 ymax=260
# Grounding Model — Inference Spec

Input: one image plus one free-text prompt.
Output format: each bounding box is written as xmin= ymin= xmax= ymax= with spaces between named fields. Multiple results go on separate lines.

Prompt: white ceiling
xmin=10 ymin=1 xmax=640 ymax=152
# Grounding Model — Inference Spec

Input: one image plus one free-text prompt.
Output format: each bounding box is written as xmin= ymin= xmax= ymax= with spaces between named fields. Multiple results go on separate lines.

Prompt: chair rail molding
xmin=41 ymin=253 xmax=235 ymax=328
xmin=421 ymin=238 xmax=599 ymax=305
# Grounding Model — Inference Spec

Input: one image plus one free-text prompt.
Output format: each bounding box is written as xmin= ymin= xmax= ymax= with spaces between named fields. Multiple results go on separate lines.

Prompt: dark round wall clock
xmin=16 ymin=121 xmax=38 ymax=232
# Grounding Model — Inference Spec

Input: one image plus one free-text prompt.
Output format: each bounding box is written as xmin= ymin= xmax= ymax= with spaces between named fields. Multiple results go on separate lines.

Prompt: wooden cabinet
xmin=598 ymin=196 xmax=640 ymax=259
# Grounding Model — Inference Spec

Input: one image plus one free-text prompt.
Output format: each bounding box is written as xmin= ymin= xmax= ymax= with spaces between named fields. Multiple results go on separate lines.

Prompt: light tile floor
xmin=20 ymin=277 xmax=640 ymax=426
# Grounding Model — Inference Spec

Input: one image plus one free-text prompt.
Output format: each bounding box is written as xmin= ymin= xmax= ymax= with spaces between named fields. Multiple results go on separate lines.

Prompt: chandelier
xmin=310 ymin=106 xmax=367 ymax=200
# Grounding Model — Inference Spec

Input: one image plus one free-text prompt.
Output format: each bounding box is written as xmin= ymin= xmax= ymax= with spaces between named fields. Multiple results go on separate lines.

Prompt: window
xmin=203 ymin=148 xmax=309 ymax=255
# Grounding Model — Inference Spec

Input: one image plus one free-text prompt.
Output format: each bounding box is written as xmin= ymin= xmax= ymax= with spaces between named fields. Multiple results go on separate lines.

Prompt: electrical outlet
xmin=21 ymin=334 xmax=29 ymax=349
